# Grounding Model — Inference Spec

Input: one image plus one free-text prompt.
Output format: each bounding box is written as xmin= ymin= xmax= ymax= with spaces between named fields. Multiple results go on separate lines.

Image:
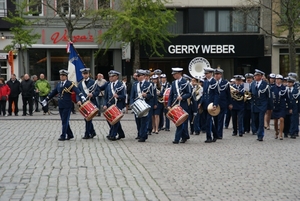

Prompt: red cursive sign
xmin=50 ymin=29 xmax=94 ymax=44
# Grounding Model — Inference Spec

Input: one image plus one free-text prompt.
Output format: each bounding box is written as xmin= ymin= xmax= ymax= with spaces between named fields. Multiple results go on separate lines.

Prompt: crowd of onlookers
xmin=0 ymin=72 xmax=132 ymax=117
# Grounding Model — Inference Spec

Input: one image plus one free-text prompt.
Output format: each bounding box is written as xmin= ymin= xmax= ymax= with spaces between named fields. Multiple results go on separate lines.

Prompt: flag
xmin=67 ymin=42 xmax=85 ymax=82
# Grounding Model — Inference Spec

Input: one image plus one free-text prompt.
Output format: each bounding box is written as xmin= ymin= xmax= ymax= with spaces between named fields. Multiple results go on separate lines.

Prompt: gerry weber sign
xmin=140 ymin=35 xmax=265 ymax=58
xmin=168 ymin=45 xmax=235 ymax=54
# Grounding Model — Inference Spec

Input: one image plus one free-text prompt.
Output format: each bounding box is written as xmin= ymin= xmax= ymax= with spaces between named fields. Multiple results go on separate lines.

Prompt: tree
xmin=98 ymin=0 xmax=176 ymax=71
xmin=42 ymin=0 xmax=110 ymax=41
xmin=2 ymin=0 xmax=41 ymax=74
xmin=237 ymin=0 xmax=300 ymax=74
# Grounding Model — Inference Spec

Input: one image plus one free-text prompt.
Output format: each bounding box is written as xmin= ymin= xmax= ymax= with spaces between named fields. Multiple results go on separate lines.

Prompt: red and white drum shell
xmin=103 ymin=105 xmax=124 ymax=125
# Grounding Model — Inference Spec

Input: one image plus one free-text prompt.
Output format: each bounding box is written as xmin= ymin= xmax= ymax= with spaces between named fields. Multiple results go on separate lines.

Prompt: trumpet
xmin=244 ymin=91 xmax=252 ymax=102
xmin=230 ymin=85 xmax=244 ymax=101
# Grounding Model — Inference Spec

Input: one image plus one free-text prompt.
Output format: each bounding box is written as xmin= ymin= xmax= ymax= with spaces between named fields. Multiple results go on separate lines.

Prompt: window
xmin=56 ymin=0 xmax=85 ymax=17
xmin=204 ymin=9 xmax=259 ymax=33
xmin=28 ymin=0 xmax=43 ymax=16
xmin=0 ymin=0 xmax=7 ymax=17
xmin=98 ymin=0 xmax=111 ymax=9
xmin=168 ymin=11 xmax=184 ymax=34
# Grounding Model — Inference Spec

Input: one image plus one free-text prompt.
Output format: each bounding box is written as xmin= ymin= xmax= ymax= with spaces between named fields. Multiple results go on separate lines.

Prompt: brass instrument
xmin=230 ymin=85 xmax=244 ymax=101
xmin=157 ymin=88 xmax=164 ymax=103
xmin=244 ymin=91 xmax=252 ymax=102
xmin=192 ymin=84 xmax=203 ymax=101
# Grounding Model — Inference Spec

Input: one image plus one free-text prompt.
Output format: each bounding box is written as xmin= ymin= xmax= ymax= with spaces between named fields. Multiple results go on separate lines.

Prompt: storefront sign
xmin=50 ymin=29 xmax=94 ymax=44
xmin=168 ymin=45 xmax=235 ymax=54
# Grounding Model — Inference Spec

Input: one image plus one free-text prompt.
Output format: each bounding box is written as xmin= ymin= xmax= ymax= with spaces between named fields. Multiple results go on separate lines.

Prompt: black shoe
xmin=172 ymin=141 xmax=179 ymax=144
xmin=165 ymin=129 xmax=170 ymax=131
xmin=180 ymin=139 xmax=187 ymax=143
xmin=97 ymin=114 xmax=101 ymax=116
xmin=155 ymin=132 xmax=158 ymax=134
xmin=217 ymin=137 xmax=222 ymax=139
xmin=90 ymin=132 xmax=97 ymax=138
xmin=8 ymin=114 xmax=12 ymax=116
xmin=232 ymin=133 xmax=237 ymax=136
xmin=108 ymin=136 xmax=117 ymax=141
xmin=225 ymin=127 xmax=228 ymax=129
xmin=257 ymin=138 xmax=263 ymax=141
xmin=205 ymin=139 xmax=213 ymax=143
xmin=195 ymin=132 xmax=200 ymax=135
xmin=212 ymin=138 xmax=217 ymax=142
xmin=117 ymin=136 xmax=125 ymax=140
xmin=82 ymin=135 xmax=90 ymax=139
xmin=284 ymin=134 xmax=288 ymax=138
xmin=291 ymin=136 xmax=296 ymax=139
xmin=252 ymin=133 xmax=257 ymax=135
xmin=36 ymin=110 xmax=40 ymax=112
xmin=22 ymin=114 xmax=26 ymax=116
xmin=15 ymin=114 xmax=18 ymax=116
xmin=29 ymin=114 xmax=33 ymax=116
xmin=138 ymin=139 xmax=146 ymax=142
xmin=160 ymin=127 xmax=165 ymax=130
xmin=69 ymin=136 xmax=74 ymax=139
xmin=239 ymin=134 xmax=243 ymax=137
xmin=296 ymin=134 xmax=299 ymax=137
xmin=147 ymin=131 xmax=152 ymax=135
xmin=58 ymin=137 xmax=67 ymax=141
xmin=135 ymin=137 xmax=140 ymax=140
xmin=190 ymin=132 xmax=194 ymax=135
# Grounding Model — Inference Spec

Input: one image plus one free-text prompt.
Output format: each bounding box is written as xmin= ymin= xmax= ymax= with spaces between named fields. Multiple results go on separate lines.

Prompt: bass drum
xmin=163 ymin=88 xmax=170 ymax=107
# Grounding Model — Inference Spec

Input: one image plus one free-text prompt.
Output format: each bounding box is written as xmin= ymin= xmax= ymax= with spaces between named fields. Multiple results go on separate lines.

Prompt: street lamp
xmin=1 ymin=33 xmax=5 ymax=40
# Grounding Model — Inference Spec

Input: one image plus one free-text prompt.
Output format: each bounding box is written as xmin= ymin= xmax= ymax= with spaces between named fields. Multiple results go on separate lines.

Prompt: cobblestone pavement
xmin=0 ymin=112 xmax=300 ymax=201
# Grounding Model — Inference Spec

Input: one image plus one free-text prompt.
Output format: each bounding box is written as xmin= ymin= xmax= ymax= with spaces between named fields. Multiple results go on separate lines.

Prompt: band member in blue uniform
xmin=183 ymin=74 xmax=193 ymax=136
xmin=76 ymin=68 xmax=100 ymax=139
xmin=264 ymin=73 xmax=276 ymax=130
xmin=231 ymin=75 xmax=245 ymax=137
xmin=103 ymin=70 xmax=126 ymax=141
xmin=199 ymin=67 xmax=219 ymax=143
xmin=286 ymin=77 xmax=300 ymax=139
xmin=130 ymin=70 xmax=154 ymax=142
xmin=244 ymin=73 xmax=254 ymax=134
xmin=42 ymin=69 xmax=84 ymax=141
xmin=213 ymin=68 xmax=232 ymax=139
xmin=190 ymin=77 xmax=202 ymax=135
xmin=271 ymin=74 xmax=289 ymax=140
xmin=159 ymin=74 xmax=171 ymax=131
xmin=151 ymin=74 xmax=162 ymax=134
xmin=225 ymin=78 xmax=236 ymax=129
xmin=249 ymin=69 xmax=273 ymax=141
xmin=288 ymin=72 xmax=299 ymax=136
xmin=145 ymin=70 xmax=155 ymax=136
xmin=167 ymin=67 xmax=192 ymax=144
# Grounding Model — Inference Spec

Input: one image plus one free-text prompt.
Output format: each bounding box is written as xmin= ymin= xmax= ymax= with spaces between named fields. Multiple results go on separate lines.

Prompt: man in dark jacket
xmin=20 ymin=74 xmax=35 ymax=116
xmin=6 ymin=74 xmax=21 ymax=116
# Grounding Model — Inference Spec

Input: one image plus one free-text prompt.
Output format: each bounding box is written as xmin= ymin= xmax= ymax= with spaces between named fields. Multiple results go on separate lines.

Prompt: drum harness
xmin=107 ymin=82 xmax=124 ymax=104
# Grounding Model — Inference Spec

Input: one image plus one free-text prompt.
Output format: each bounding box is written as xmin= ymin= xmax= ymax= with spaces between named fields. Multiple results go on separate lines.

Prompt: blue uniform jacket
xmin=130 ymin=80 xmax=154 ymax=105
xmin=272 ymin=85 xmax=290 ymax=111
xmin=76 ymin=79 xmax=100 ymax=106
xmin=218 ymin=79 xmax=232 ymax=109
xmin=47 ymin=80 xmax=82 ymax=109
xmin=287 ymin=87 xmax=300 ymax=114
xmin=103 ymin=81 xmax=126 ymax=109
xmin=250 ymin=80 xmax=273 ymax=113
xmin=200 ymin=78 xmax=219 ymax=110
xmin=167 ymin=78 xmax=192 ymax=112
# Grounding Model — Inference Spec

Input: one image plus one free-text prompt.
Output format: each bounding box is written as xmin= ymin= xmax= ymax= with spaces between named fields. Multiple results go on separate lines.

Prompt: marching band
xmin=41 ymin=67 xmax=300 ymax=143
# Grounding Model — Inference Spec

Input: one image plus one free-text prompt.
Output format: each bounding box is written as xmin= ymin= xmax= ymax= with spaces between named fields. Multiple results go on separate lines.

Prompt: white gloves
xmin=41 ymin=99 xmax=48 ymax=107
xmin=81 ymin=96 xmax=86 ymax=102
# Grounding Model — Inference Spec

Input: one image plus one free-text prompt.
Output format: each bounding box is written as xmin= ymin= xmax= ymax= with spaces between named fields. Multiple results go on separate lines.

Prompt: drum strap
xmin=175 ymin=80 xmax=181 ymax=105
xmin=111 ymin=82 xmax=117 ymax=104
xmin=137 ymin=82 xmax=142 ymax=98
xmin=82 ymin=80 xmax=90 ymax=95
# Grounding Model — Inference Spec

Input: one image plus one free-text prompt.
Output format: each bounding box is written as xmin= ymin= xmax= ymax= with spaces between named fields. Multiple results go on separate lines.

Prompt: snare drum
xmin=131 ymin=99 xmax=151 ymax=118
xmin=79 ymin=100 xmax=99 ymax=121
xmin=103 ymin=105 xmax=124 ymax=125
xmin=166 ymin=105 xmax=189 ymax=126
xmin=163 ymin=88 xmax=170 ymax=107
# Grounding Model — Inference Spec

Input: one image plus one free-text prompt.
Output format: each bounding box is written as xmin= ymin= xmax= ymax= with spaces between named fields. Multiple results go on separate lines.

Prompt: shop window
xmin=28 ymin=49 xmax=47 ymax=79
xmin=0 ymin=61 xmax=8 ymax=81
xmin=280 ymin=54 xmax=300 ymax=76
xmin=204 ymin=8 xmax=259 ymax=33
xmin=27 ymin=0 xmax=43 ymax=16
xmin=56 ymin=0 xmax=85 ymax=17
xmin=0 ymin=0 xmax=6 ymax=17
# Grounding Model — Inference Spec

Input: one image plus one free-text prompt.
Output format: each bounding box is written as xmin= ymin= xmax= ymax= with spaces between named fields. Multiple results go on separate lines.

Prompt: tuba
xmin=189 ymin=57 xmax=210 ymax=100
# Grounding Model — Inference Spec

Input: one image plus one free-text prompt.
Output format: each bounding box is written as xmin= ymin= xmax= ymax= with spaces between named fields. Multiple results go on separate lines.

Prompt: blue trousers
xmin=84 ymin=119 xmax=95 ymax=136
xmin=147 ymin=109 xmax=153 ymax=132
xmin=164 ymin=108 xmax=170 ymax=129
xmin=137 ymin=116 xmax=149 ymax=140
xmin=213 ymin=108 xmax=226 ymax=138
xmin=203 ymin=110 xmax=217 ymax=140
xmin=290 ymin=113 xmax=299 ymax=135
xmin=59 ymin=108 xmax=73 ymax=139
xmin=252 ymin=111 xmax=265 ymax=139
xmin=231 ymin=108 xmax=244 ymax=134
xmin=193 ymin=113 xmax=201 ymax=134
xmin=174 ymin=119 xmax=188 ymax=142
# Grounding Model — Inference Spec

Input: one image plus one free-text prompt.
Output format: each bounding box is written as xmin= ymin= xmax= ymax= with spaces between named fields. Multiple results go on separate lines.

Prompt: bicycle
xmin=47 ymin=96 xmax=59 ymax=115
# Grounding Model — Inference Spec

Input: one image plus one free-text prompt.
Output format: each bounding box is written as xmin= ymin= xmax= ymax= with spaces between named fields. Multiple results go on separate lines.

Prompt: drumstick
xmin=171 ymin=92 xmax=183 ymax=107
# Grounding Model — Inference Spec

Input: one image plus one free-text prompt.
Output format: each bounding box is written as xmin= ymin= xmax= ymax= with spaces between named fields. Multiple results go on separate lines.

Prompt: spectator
xmin=35 ymin=74 xmax=51 ymax=115
xmin=7 ymin=74 xmax=21 ymax=116
xmin=0 ymin=77 xmax=11 ymax=116
xmin=32 ymin=75 xmax=40 ymax=112
xmin=20 ymin=74 xmax=35 ymax=116
xmin=96 ymin=73 xmax=107 ymax=116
